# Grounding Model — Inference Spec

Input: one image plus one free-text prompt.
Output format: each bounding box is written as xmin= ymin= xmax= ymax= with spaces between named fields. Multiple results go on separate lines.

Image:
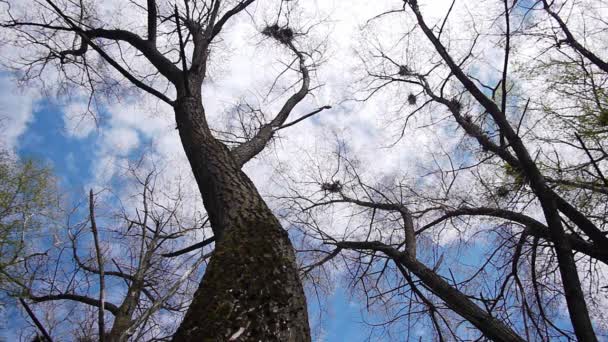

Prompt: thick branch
xmin=190 ymin=0 xmax=256 ymax=77
xmin=231 ymin=51 xmax=311 ymax=166
xmin=162 ymin=236 xmax=215 ymax=258
xmin=210 ymin=0 xmax=256 ymax=42
xmin=29 ymin=294 xmax=119 ymax=315
xmin=19 ymin=299 xmax=54 ymax=342
xmin=334 ymin=240 xmax=525 ymax=342
xmin=407 ymin=2 xmax=598 ymax=337
xmin=408 ymin=2 xmax=607 ymax=248
xmin=147 ymin=0 xmax=157 ymax=44
xmin=547 ymin=178 xmax=608 ymax=195
xmin=83 ymin=28 xmax=181 ymax=82
xmin=40 ymin=0 xmax=177 ymax=104
xmin=331 ymin=194 xmax=417 ymax=256
xmin=542 ymin=0 xmax=608 ymax=73
xmin=419 ymin=207 xmax=608 ymax=264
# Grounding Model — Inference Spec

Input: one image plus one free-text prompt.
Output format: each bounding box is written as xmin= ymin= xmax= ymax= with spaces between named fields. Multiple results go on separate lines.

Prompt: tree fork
xmin=172 ymin=97 xmax=310 ymax=341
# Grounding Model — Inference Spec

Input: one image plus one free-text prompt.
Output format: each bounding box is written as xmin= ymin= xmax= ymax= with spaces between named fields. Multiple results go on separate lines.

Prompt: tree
xmin=395 ymin=2 xmax=606 ymax=339
xmin=0 ymin=152 xmax=57 ymax=291
xmin=275 ymin=0 xmax=608 ymax=340
xmin=1 ymin=0 xmax=326 ymax=340
xmin=12 ymin=166 xmax=209 ymax=342
xmin=4 ymin=0 xmax=607 ymax=340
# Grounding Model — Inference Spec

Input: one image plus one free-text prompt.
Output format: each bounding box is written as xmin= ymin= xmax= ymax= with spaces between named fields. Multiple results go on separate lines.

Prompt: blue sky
xmin=17 ymin=101 xmax=96 ymax=191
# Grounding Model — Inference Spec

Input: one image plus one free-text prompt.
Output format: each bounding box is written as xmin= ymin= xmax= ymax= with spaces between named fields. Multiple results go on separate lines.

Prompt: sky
xmin=1 ymin=0 xmax=608 ymax=340
xmin=0 ymin=98 xmax=389 ymax=340
xmin=0 ymin=0 xmax=434 ymax=340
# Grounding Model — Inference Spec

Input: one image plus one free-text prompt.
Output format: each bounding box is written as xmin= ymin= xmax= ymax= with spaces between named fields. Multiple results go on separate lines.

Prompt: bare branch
xmin=333 ymin=240 xmax=526 ymax=342
xmin=19 ymin=298 xmax=54 ymax=342
xmin=28 ymin=294 xmax=120 ymax=315
xmin=541 ymin=0 xmax=608 ymax=73
xmin=89 ymin=189 xmax=105 ymax=342
xmin=147 ymin=0 xmax=157 ymax=44
xmin=276 ymin=106 xmax=331 ymax=131
xmin=162 ymin=236 xmax=215 ymax=258
xmin=231 ymin=45 xmax=312 ymax=166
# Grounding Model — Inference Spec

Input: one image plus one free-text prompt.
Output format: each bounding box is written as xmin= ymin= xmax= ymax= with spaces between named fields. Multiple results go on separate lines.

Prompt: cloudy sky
xmin=0 ymin=1 xmax=444 ymax=339
xmin=1 ymin=0 xmax=607 ymax=340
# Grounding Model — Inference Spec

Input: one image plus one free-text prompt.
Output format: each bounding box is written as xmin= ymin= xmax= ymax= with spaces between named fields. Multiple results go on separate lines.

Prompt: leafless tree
xmin=0 ymin=0 xmax=331 ymax=340
xmin=275 ymin=0 xmax=608 ymax=341
xmin=9 ymin=166 xmax=209 ymax=341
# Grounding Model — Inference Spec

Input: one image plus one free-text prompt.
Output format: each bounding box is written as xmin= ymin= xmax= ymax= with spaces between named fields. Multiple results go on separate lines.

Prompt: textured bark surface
xmin=105 ymin=283 xmax=141 ymax=342
xmin=171 ymin=97 xmax=310 ymax=341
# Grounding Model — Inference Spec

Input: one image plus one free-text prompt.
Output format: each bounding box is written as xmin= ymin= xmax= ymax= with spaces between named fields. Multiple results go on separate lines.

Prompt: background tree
xmin=3 ymin=0 xmax=607 ymax=340
xmin=0 ymin=152 xmax=57 ymax=292
xmin=9 ymin=165 xmax=210 ymax=342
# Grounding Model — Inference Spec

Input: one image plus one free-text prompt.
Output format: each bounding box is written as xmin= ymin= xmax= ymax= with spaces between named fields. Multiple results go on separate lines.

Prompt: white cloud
xmin=104 ymin=127 xmax=140 ymax=156
xmin=62 ymin=101 xmax=97 ymax=138
xmin=0 ymin=74 xmax=38 ymax=152
xmin=3 ymin=0 xmax=607 ymax=337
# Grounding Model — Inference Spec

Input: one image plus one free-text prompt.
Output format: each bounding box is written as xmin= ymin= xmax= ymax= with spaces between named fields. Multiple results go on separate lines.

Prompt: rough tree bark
xmin=171 ymin=96 xmax=310 ymax=341
xmin=1 ymin=0 xmax=316 ymax=339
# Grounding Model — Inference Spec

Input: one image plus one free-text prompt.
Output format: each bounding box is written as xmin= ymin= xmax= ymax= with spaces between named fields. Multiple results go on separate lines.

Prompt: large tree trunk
xmin=171 ymin=97 xmax=310 ymax=341
xmin=106 ymin=285 xmax=141 ymax=342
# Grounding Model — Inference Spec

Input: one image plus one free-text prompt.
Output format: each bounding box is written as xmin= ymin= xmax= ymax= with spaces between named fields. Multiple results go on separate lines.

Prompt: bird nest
xmin=407 ymin=93 xmax=417 ymax=105
xmin=321 ymin=181 xmax=342 ymax=193
xmin=398 ymin=65 xmax=411 ymax=76
xmin=262 ymin=24 xmax=294 ymax=45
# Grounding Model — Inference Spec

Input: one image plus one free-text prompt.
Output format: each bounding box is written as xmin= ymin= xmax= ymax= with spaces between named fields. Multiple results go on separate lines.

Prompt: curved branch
xmin=29 ymin=294 xmax=120 ymax=315
xmin=84 ymin=28 xmax=180 ymax=82
xmin=405 ymin=4 xmax=599 ymax=335
xmin=418 ymin=207 xmax=608 ymax=264
xmin=407 ymin=1 xmax=608 ymax=249
xmin=209 ymin=0 xmax=256 ymax=42
xmin=231 ymin=45 xmax=312 ymax=166
xmin=38 ymin=0 xmax=177 ymax=105
xmin=541 ymin=0 xmax=608 ymax=73
xmin=333 ymin=240 xmax=526 ymax=342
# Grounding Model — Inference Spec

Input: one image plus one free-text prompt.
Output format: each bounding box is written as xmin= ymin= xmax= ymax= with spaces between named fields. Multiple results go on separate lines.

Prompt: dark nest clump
xmin=262 ymin=24 xmax=294 ymax=45
xmin=449 ymin=98 xmax=462 ymax=111
xmin=407 ymin=93 xmax=417 ymax=105
xmin=496 ymin=185 xmax=511 ymax=198
xmin=321 ymin=180 xmax=342 ymax=193
xmin=398 ymin=65 xmax=411 ymax=76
